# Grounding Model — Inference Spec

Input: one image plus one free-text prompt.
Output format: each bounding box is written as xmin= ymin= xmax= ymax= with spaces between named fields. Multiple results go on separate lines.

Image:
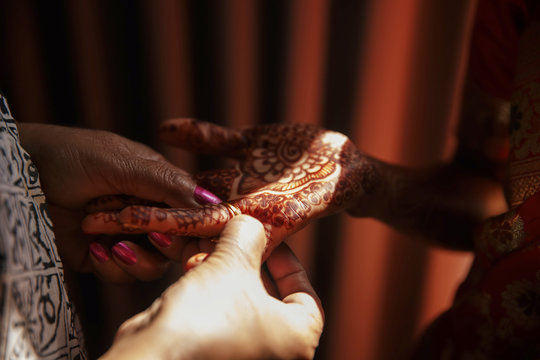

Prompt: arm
xmin=347 ymin=153 xmax=507 ymax=250
xmin=349 ymin=73 xmax=511 ymax=250
xmin=82 ymin=116 xmax=508 ymax=254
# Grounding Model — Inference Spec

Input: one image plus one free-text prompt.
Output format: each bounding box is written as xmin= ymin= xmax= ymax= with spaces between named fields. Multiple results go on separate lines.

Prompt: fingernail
xmin=89 ymin=242 xmax=109 ymax=263
xmin=148 ymin=232 xmax=172 ymax=247
xmin=112 ymin=242 xmax=137 ymax=265
xmin=185 ymin=252 xmax=209 ymax=271
xmin=193 ymin=186 xmax=222 ymax=205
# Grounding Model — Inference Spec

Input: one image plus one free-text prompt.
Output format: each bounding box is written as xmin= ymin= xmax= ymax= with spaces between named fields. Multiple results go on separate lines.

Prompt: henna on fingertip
xmin=116 ymin=203 xmax=239 ymax=238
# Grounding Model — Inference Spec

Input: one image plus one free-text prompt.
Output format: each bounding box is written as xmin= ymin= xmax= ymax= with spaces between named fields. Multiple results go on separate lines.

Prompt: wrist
xmin=100 ymin=325 xmax=199 ymax=360
xmin=344 ymin=154 xmax=388 ymax=219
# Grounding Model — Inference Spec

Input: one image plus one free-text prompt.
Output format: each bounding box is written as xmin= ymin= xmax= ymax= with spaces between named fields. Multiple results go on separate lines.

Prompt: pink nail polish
xmin=112 ymin=242 xmax=137 ymax=265
xmin=193 ymin=186 xmax=222 ymax=205
xmin=148 ymin=232 xmax=172 ymax=247
xmin=89 ymin=242 xmax=109 ymax=263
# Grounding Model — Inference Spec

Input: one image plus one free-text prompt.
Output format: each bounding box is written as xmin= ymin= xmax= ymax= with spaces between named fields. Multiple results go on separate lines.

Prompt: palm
xmin=84 ymin=120 xmax=377 ymax=254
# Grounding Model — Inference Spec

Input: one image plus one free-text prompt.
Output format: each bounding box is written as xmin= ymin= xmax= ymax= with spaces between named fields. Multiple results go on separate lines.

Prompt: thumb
xmin=212 ymin=215 xmax=267 ymax=271
xmin=120 ymin=157 xmax=201 ymax=208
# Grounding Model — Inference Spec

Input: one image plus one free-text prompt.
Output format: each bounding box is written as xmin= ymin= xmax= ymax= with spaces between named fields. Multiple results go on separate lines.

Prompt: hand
xmin=83 ymin=119 xmax=380 ymax=256
xmin=18 ymin=123 xmax=203 ymax=282
xmin=100 ymin=215 xmax=324 ymax=360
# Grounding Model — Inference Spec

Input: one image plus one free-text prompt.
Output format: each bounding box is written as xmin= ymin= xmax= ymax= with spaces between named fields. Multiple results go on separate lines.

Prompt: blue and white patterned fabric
xmin=0 ymin=92 xmax=86 ymax=359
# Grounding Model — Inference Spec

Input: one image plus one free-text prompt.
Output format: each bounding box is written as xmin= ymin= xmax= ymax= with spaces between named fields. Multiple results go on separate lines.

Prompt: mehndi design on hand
xmin=82 ymin=119 xmax=380 ymax=254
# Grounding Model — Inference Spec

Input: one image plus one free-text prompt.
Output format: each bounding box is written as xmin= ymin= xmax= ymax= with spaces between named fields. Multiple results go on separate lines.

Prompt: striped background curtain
xmin=0 ymin=1 xmax=477 ymax=358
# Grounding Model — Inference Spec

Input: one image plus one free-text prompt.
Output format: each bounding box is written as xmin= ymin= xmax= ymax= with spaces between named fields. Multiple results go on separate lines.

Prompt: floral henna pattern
xmin=237 ymin=124 xmax=338 ymax=194
xmin=83 ymin=121 xmax=380 ymax=252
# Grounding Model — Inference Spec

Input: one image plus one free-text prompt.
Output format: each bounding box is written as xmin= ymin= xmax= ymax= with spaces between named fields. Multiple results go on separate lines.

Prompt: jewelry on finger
xmin=222 ymin=201 xmax=242 ymax=217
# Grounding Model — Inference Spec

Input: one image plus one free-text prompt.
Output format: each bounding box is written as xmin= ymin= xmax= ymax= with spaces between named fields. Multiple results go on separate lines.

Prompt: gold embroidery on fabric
xmin=508 ymin=78 xmax=540 ymax=205
xmin=501 ymin=279 xmax=540 ymax=328
xmin=477 ymin=211 xmax=526 ymax=261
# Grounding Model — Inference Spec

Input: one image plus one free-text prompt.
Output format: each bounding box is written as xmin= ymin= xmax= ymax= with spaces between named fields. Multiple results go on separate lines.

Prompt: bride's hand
xmin=83 ymin=119 xmax=380 ymax=257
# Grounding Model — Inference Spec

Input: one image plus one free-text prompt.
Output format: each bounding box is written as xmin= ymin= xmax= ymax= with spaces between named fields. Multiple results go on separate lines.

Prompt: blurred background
xmin=0 ymin=0 xmax=477 ymax=359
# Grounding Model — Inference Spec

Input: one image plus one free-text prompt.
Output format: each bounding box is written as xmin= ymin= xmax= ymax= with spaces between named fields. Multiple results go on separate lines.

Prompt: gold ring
xmin=222 ymin=201 xmax=242 ymax=217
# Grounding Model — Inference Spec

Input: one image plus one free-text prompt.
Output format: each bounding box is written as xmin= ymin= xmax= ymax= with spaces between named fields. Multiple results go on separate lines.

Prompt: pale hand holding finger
xmin=83 ymin=119 xmax=380 ymax=257
xmin=100 ymin=215 xmax=324 ymax=360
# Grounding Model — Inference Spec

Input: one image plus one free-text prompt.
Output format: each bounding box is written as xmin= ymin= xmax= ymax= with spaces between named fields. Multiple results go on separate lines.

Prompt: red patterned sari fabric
xmin=414 ymin=1 xmax=540 ymax=358
xmin=415 ymin=193 xmax=540 ymax=359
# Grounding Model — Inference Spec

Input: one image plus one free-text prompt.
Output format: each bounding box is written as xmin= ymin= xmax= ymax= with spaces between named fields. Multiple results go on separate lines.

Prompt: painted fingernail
xmin=89 ymin=242 xmax=109 ymax=263
xmin=112 ymin=242 xmax=137 ymax=266
xmin=193 ymin=186 xmax=222 ymax=205
xmin=148 ymin=232 xmax=172 ymax=248
xmin=185 ymin=253 xmax=209 ymax=271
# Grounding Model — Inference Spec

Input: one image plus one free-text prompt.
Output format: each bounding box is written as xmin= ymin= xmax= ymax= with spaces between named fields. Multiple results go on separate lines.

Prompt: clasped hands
xmin=82 ymin=118 xmax=378 ymax=261
xmin=20 ymin=120 xmax=375 ymax=359
xmin=101 ymin=215 xmax=324 ymax=360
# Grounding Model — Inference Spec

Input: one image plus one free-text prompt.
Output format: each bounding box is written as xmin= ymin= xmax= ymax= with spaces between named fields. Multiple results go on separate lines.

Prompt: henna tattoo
xmin=160 ymin=118 xmax=248 ymax=156
xmin=234 ymin=181 xmax=337 ymax=230
xmin=84 ymin=121 xmax=380 ymax=252
xmin=87 ymin=211 xmax=142 ymax=233
xmin=118 ymin=203 xmax=239 ymax=237
xmin=91 ymin=211 xmax=121 ymax=224
xmin=238 ymin=124 xmax=339 ymax=194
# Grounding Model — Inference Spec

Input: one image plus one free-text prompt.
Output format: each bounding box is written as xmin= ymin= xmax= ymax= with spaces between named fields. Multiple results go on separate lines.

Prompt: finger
xmin=110 ymin=241 xmax=170 ymax=281
xmin=193 ymin=168 xmax=241 ymax=202
xmin=88 ymin=242 xmax=136 ymax=283
xmin=210 ymin=215 xmax=267 ymax=271
xmin=115 ymin=203 xmax=240 ymax=237
xmin=179 ymin=238 xmax=216 ymax=272
xmin=81 ymin=211 xmax=146 ymax=235
xmin=261 ymin=264 xmax=280 ymax=298
xmin=147 ymin=233 xmax=195 ymax=262
xmin=265 ymin=243 xmax=324 ymax=321
xmin=121 ymin=157 xmax=202 ymax=208
xmin=159 ymin=118 xmax=249 ymax=158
